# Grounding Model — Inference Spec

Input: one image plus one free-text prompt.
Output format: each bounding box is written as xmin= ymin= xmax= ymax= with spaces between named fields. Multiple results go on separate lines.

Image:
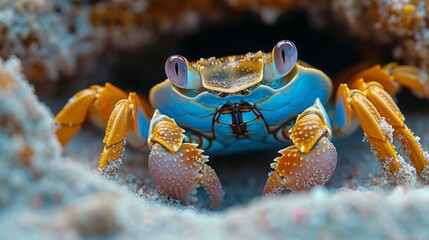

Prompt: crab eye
xmin=273 ymin=40 xmax=297 ymax=75
xmin=165 ymin=55 xmax=188 ymax=88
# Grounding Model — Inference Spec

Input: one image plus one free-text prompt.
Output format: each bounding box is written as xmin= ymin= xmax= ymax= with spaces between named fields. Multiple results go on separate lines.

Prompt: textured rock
xmin=3 ymin=0 xmax=429 ymax=86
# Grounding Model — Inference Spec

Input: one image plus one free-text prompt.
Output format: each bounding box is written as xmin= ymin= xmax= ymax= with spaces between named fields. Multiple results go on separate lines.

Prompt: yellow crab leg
xmin=334 ymin=62 xmax=429 ymax=136
xmin=54 ymin=89 xmax=97 ymax=146
xmin=336 ymin=61 xmax=429 ymax=184
xmin=349 ymin=63 xmax=400 ymax=96
xmin=98 ymin=92 xmax=152 ymax=173
xmin=350 ymin=62 xmax=429 ymax=99
xmin=148 ymin=111 xmax=223 ymax=209
xmin=336 ymin=79 xmax=427 ymax=186
xmin=264 ymin=99 xmax=337 ymax=196
xmin=365 ymin=82 xmax=429 ymax=182
xmin=391 ymin=65 xmax=429 ymax=98
xmin=346 ymin=86 xmax=403 ymax=173
xmin=54 ymin=83 xmax=128 ymax=146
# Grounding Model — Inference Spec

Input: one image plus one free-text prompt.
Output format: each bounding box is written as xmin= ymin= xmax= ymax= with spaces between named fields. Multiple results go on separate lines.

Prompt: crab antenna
xmin=263 ymin=40 xmax=298 ymax=83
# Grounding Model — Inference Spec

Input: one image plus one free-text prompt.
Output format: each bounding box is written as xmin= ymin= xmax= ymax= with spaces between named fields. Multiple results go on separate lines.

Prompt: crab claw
xmin=149 ymin=143 xmax=223 ymax=209
xmin=263 ymin=138 xmax=337 ymax=195
xmin=263 ymin=99 xmax=337 ymax=196
xmin=147 ymin=112 xmax=223 ymax=209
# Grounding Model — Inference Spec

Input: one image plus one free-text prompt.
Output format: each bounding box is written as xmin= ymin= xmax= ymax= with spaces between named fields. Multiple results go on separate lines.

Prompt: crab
xmin=54 ymin=40 xmax=429 ymax=209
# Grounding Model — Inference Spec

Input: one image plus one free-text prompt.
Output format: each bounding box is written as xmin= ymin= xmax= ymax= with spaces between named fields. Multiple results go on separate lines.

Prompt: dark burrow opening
xmin=106 ymin=11 xmax=365 ymax=94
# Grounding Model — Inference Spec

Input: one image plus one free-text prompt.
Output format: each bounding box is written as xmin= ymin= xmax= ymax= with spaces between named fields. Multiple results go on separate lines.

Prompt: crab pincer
xmin=263 ymin=99 xmax=337 ymax=196
xmin=148 ymin=111 xmax=223 ymax=209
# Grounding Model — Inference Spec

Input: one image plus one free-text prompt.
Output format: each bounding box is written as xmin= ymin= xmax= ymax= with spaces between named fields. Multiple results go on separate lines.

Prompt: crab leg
xmin=391 ymin=65 xmax=429 ymax=98
xmin=333 ymin=63 xmax=403 ymax=136
xmin=98 ymin=92 xmax=153 ymax=174
xmin=263 ymin=99 xmax=337 ymax=196
xmin=349 ymin=62 xmax=429 ymax=99
xmin=148 ymin=111 xmax=223 ymax=209
xmin=54 ymin=83 xmax=131 ymax=146
xmin=347 ymin=63 xmax=401 ymax=96
xmin=335 ymin=79 xmax=429 ymax=185
xmin=366 ymin=83 xmax=429 ymax=177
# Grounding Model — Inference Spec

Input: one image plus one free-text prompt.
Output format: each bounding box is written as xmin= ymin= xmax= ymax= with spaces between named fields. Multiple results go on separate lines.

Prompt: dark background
xmin=53 ymin=10 xmax=428 ymax=110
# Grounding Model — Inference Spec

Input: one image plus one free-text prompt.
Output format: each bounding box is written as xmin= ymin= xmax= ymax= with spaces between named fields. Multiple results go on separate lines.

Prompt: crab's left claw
xmin=263 ymin=99 xmax=337 ymax=196
xmin=148 ymin=111 xmax=223 ymax=209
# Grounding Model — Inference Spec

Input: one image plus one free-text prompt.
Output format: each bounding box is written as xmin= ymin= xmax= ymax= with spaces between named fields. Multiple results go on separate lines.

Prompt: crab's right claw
xmin=263 ymin=99 xmax=337 ymax=196
xmin=148 ymin=112 xmax=223 ymax=209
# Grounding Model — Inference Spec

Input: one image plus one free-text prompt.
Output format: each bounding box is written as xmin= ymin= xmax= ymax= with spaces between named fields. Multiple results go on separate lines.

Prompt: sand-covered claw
xmin=263 ymin=137 xmax=337 ymax=195
xmin=149 ymin=143 xmax=223 ymax=209
xmin=264 ymin=99 xmax=337 ymax=196
xmin=148 ymin=113 xmax=223 ymax=209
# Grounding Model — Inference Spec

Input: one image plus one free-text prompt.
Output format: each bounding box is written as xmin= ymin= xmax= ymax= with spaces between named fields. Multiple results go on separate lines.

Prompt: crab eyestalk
xmin=165 ymin=55 xmax=203 ymax=90
xmin=263 ymin=40 xmax=298 ymax=83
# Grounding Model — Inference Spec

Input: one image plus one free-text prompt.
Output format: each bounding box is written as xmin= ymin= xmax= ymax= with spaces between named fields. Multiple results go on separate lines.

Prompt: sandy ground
xmin=2 ymin=57 xmax=429 ymax=239
xmin=59 ymin=110 xmax=429 ymax=210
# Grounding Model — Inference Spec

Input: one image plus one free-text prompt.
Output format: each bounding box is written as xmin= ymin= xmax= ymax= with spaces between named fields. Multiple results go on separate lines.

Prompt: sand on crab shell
xmin=2 ymin=56 xmax=429 ymax=239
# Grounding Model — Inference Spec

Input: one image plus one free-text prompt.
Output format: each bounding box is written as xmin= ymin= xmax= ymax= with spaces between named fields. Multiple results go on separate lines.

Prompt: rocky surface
xmin=2 ymin=0 xmax=429 ymax=90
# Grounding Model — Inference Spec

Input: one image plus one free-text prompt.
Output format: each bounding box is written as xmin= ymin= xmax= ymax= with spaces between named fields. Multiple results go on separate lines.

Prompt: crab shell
xmin=149 ymin=61 xmax=332 ymax=155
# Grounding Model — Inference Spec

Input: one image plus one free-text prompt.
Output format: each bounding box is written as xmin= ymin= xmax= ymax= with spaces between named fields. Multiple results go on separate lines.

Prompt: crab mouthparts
xmin=198 ymin=51 xmax=264 ymax=93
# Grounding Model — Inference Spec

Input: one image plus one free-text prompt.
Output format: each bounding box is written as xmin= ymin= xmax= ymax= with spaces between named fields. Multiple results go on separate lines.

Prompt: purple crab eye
xmin=273 ymin=40 xmax=297 ymax=75
xmin=165 ymin=55 xmax=188 ymax=88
